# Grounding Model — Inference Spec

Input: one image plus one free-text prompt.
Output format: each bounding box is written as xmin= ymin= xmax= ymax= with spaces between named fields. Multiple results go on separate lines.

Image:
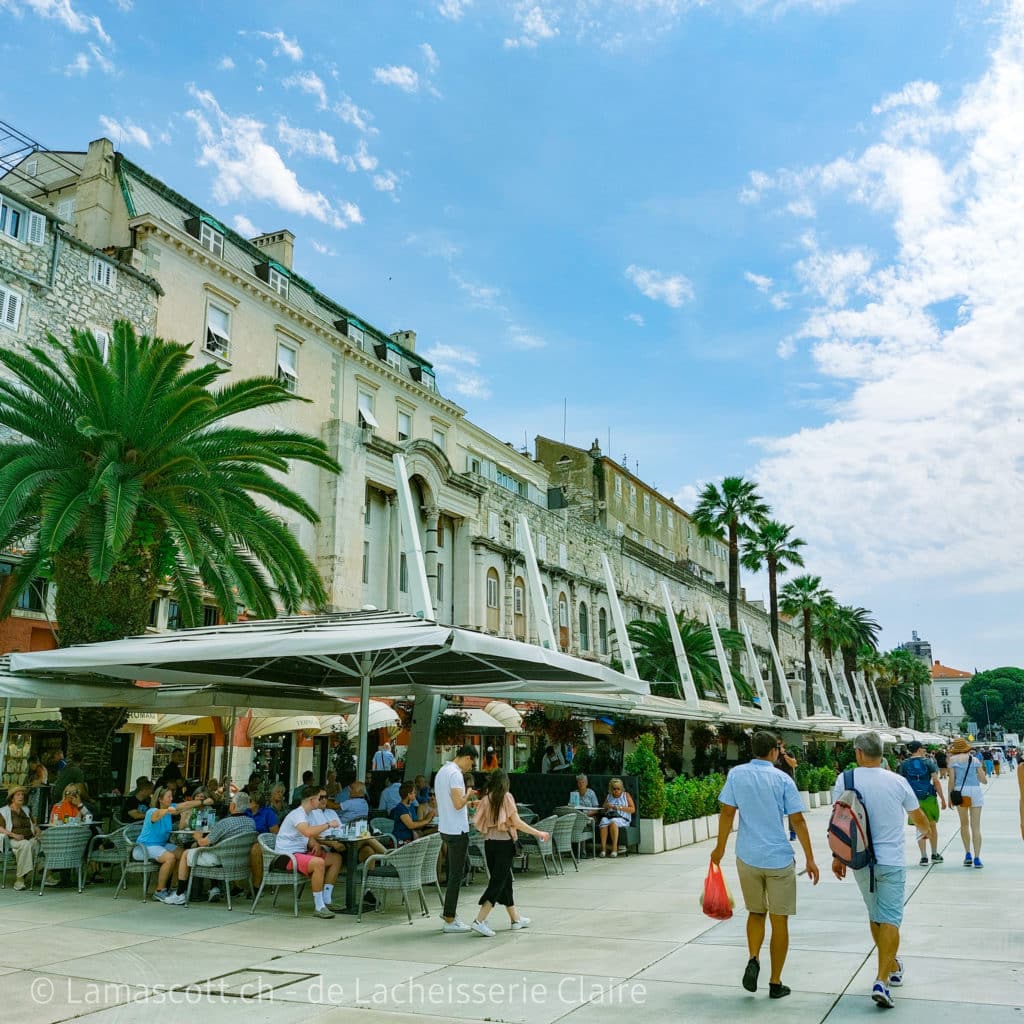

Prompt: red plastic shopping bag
xmin=700 ymin=862 xmax=734 ymax=920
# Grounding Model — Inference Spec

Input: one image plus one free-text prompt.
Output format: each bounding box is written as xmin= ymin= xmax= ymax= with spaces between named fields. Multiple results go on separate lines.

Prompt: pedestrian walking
xmin=948 ymin=737 xmax=988 ymax=868
xmin=711 ymin=731 xmax=820 ymax=1000
xmin=830 ymin=731 xmax=931 ymax=1009
xmin=774 ymin=740 xmax=799 ymax=841
xmin=469 ymin=770 xmax=549 ymax=936
xmin=897 ymin=741 xmax=946 ymax=865
xmin=436 ymin=744 xmax=479 ymax=934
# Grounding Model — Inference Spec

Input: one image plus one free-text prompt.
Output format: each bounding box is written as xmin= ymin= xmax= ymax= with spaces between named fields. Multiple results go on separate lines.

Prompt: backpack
xmin=900 ymin=757 xmax=934 ymax=800
xmin=828 ymin=769 xmax=876 ymax=890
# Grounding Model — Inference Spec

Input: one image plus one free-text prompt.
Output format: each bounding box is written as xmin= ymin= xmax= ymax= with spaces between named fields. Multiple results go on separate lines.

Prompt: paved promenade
xmin=1 ymin=772 xmax=1020 ymax=1023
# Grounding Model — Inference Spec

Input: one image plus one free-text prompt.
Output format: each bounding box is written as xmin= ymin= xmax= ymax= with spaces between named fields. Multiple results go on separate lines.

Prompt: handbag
xmin=950 ymin=756 xmax=973 ymax=806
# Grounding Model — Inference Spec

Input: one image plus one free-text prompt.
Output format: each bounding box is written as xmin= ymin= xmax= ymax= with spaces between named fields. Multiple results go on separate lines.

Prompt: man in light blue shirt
xmin=711 ymin=732 xmax=820 ymax=1000
xmin=379 ymin=780 xmax=403 ymax=813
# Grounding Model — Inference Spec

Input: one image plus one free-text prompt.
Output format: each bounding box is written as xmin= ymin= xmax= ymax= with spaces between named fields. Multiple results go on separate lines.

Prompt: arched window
xmin=513 ymin=576 xmax=526 ymax=641
xmin=557 ymin=592 xmax=569 ymax=652
xmin=485 ymin=567 xmax=500 ymax=633
xmin=578 ymin=601 xmax=589 ymax=652
xmin=598 ymin=607 xmax=608 ymax=655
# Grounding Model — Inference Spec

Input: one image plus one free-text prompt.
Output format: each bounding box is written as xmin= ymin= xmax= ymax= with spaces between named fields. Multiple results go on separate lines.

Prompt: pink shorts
xmin=286 ymin=852 xmax=320 ymax=875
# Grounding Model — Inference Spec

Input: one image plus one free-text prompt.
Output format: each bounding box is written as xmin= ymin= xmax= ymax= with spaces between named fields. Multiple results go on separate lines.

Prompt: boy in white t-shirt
xmin=436 ymin=745 xmax=479 ymax=933
xmin=275 ymin=785 xmax=343 ymax=918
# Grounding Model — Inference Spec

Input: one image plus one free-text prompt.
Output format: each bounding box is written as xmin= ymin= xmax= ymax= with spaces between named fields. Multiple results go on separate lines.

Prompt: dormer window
xmin=267 ymin=267 xmax=288 ymax=297
xmin=199 ymin=221 xmax=224 ymax=258
xmin=386 ymin=349 xmax=401 ymax=370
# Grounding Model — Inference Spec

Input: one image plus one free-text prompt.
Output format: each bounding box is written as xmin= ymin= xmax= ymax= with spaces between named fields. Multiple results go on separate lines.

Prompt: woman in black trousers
xmin=469 ymin=770 xmax=549 ymax=937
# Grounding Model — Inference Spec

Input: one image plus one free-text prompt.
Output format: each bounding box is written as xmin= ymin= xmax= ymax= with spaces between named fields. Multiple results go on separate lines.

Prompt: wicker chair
xmin=370 ymin=816 xmax=397 ymax=849
xmin=357 ymin=835 xmax=430 ymax=924
xmin=114 ymin=823 xmax=159 ymax=901
xmin=86 ymin=825 xmax=128 ymax=883
xmin=517 ymin=815 xmax=558 ymax=878
xmin=570 ymin=812 xmax=595 ymax=861
xmin=417 ymin=832 xmax=444 ymax=905
xmin=33 ymin=824 xmax=91 ymax=894
xmin=466 ymin=831 xmax=489 ymax=883
xmin=250 ymin=833 xmax=306 ymax=917
xmin=550 ymin=813 xmax=578 ymax=873
xmin=0 ymin=832 xmax=13 ymax=888
xmin=185 ymin=832 xmax=256 ymax=910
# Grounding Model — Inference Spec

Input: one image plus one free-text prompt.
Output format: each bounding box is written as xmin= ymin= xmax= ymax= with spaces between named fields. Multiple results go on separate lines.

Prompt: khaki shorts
xmin=736 ymin=857 xmax=797 ymax=916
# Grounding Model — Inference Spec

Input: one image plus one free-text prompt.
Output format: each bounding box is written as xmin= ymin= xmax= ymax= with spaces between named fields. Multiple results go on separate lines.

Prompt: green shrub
xmin=623 ymin=733 xmax=667 ymax=819
xmin=794 ymin=764 xmax=812 ymax=792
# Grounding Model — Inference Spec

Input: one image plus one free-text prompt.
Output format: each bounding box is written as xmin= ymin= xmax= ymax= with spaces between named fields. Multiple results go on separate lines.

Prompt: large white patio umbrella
xmin=11 ymin=610 xmax=650 ymax=780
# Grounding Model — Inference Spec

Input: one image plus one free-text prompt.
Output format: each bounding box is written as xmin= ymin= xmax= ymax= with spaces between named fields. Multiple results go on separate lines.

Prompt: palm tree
xmin=812 ymin=596 xmax=856 ymax=711
xmin=779 ymin=574 xmax=831 ymax=716
xmin=740 ymin=519 xmax=805 ymax=705
xmin=837 ymin=606 xmax=881 ymax=685
xmin=0 ymin=322 xmax=341 ymax=776
xmin=875 ymin=651 xmax=921 ymax=727
xmin=626 ymin=612 xmax=753 ymax=702
xmin=692 ymin=477 xmax=770 ymax=641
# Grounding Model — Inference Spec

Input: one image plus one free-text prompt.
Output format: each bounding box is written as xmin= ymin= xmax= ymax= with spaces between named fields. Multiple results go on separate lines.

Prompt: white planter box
xmin=799 ymin=790 xmax=811 ymax=812
xmin=692 ymin=815 xmax=709 ymax=842
xmin=678 ymin=819 xmax=696 ymax=846
xmin=663 ymin=821 xmax=682 ymax=850
xmin=819 ymin=791 xmax=832 ymax=807
xmin=808 ymin=792 xmax=819 ymax=808
xmin=702 ymin=815 xmax=718 ymax=842
xmin=639 ymin=817 xmax=665 ymax=854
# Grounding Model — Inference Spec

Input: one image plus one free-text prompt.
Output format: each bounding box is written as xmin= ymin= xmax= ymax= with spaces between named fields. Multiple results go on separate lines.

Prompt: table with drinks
xmin=319 ymin=819 xmax=371 ymax=914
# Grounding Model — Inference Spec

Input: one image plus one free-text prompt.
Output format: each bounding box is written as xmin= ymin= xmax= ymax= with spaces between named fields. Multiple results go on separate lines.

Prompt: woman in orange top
xmin=469 ymin=770 xmax=549 ymax=936
xmin=482 ymin=747 xmax=499 ymax=771
xmin=49 ymin=783 xmax=85 ymax=824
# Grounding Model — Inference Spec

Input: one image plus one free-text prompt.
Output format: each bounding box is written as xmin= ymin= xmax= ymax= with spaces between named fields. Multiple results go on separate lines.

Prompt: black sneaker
xmin=919 ymin=856 xmax=929 ymax=866
xmin=769 ymin=983 xmax=791 ymax=1000
xmin=931 ymin=853 xmax=944 ymax=863
xmin=743 ymin=958 xmax=760 ymax=992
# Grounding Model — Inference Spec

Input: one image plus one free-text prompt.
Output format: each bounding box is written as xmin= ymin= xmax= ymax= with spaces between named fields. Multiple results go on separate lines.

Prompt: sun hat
xmin=949 ymin=737 xmax=972 ymax=754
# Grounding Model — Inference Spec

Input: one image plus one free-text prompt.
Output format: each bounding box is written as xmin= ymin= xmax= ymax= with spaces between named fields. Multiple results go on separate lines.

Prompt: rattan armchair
xmin=185 ymin=832 xmax=256 ymax=910
xmin=466 ymin=831 xmax=489 ymax=883
xmin=86 ymin=825 xmax=128 ymax=883
xmin=370 ymin=816 xmax=398 ymax=848
xmin=114 ymin=823 xmax=158 ymax=901
xmin=250 ymin=833 xmax=306 ymax=917
xmin=33 ymin=824 xmax=91 ymax=894
xmin=357 ymin=835 xmax=431 ymax=924
xmin=550 ymin=813 xmax=577 ymax=873
xmin=417 ymin=831 xmax=444 ymax=905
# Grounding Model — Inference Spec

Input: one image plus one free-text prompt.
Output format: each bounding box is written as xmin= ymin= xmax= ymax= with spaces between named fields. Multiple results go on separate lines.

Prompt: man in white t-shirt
xmin=275 ymin=785 xmax=344 ymax=919
xmin=435 ymin=744 xmax=479 ymax=933
xmin=831 ymin=732 xmax=930 ymax=1010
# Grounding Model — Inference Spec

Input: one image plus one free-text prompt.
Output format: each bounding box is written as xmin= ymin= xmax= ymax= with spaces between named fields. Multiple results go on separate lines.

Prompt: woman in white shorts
xmin=134 ymin=785 xmax=212 ymax=900
xmin=947 ymin=738 xmax=988 ymax=869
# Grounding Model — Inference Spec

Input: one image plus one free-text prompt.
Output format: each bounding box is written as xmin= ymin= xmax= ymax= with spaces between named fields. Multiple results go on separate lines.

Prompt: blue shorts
xmin=854 ymin=864 xmax=906 ymax=926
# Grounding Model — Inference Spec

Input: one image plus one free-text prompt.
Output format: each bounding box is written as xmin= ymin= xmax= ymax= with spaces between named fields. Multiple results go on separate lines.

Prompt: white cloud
xmin=276 ymin=118 xmax=339 ymax=163
xmin=423 ymin=343 xmax=490 ymax=398
xmin=283 ymin=70 xmax=328 ymax=110
xmin=218 ymin=56 xmax=235 ymax=71
xmin=253 ymin=29 xmax=303 ymax=61
xmin=420 ymin=42 xmax=440 ymax=74
xmin=64 ymin=51 xmax=90 ymax=75
xmin=504 ymin=3 xmax=559 ymax=48
xmin=98 ymin=114 xmax=151 ymax=148
xmin=311 ymin=240 xmax=336 ymax=256
xmin=232 ymin=214 xmax=259 ymax=237
xmin=372 ymin=170 xmax=399 ymax=193
xmin=508 ymin=325 xmax=545 ymax=349
xmin=786 ymin=197 xmax=816 ymax=218
xmin=373 ymin=64 xmax=420 ymax=92
xmin=872 ymin=79 xmax=941 ymax=115
xmin=744 ymin=271 xmax=773 ymax=294
xmin=334 ymin=95 xmax=376 ymax=134
xmin=625 ymin=264 xmax=695 ymax=307
xmin=754 ymin=1 xmax=1024 ymax=599
xmin=184 ymin=87 xmax=361 ymax=230
xmin=626 ymin=313 xmax=645 ymax=327
xmin=438 ymin=0 xmax=472 ymax=18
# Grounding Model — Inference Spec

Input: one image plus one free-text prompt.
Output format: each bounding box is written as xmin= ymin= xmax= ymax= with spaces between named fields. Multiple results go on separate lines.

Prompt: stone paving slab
xmin=0 ymin=770 xmax=1018 ymax=1023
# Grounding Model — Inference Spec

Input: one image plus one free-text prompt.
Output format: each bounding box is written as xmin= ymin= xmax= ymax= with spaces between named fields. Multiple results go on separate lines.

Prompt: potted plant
xmin=623 ymin=733 xmax=666 ymax=854
xmin=794 ymin=763 xmax=813 ymax=811
xmin=434 ymin=710 xmax=469 ymax=747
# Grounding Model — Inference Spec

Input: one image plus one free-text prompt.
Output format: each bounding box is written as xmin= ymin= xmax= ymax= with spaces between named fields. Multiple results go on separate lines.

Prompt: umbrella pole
xmin=221 ymin=710 xmax=237 ymax=789
xmin=357 ymin=653 xmax=372 ymax=782
xmin=0 ymin=697 xmax=10 ymax=786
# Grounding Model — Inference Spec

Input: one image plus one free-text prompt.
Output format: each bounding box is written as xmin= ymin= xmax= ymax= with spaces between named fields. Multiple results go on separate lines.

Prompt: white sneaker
xmin=511 ymin=916 xmax=531 ymax=930
xmin=471 ymin=919 xmax=496 ymax=937
xmin=207 ymin=886 xmax=222 ymax=902
xmin=163 ymin=892 xmax=187 ymax=906
xmin=442 ymin=918 xmax=472 ymax=933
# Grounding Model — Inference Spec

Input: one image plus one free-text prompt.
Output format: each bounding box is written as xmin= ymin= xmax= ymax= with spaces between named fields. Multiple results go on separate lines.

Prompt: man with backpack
xmin=830 ymin=732 xmax=931 ymax=1009
xmin=897 ymin=741 xmax=946 ymax=866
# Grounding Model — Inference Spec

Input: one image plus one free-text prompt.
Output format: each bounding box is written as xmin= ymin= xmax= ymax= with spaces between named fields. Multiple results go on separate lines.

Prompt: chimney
xmin=250 ymin=229 xmax=295 ymax=270
xmin=76 ymin=137 xmax=118 ymax=249
xmin=390 ymin=330 xmax=416 ymax=351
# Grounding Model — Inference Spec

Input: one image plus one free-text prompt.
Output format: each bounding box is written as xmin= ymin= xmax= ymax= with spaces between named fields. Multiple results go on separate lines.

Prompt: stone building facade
xmin=1 ymin=136 xmax=820 ymax=721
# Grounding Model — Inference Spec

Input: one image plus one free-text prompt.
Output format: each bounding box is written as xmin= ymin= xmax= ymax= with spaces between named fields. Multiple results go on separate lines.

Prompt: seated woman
xmin=135 ymin=785 xmax=212 ymax=902
xmin=391 ymin=781 xmax=437 ymax=844
xmin=597 ymin=778 xmax=635 ymax=858
xmin=569 ymin=774 xmax=600 ymax=815
xmin=267 ymin=782 xmax=289 ymax=824
xmin=0 ymin=786 xmax=42 ymax=890
xmin=246 ymin=788 xmax=280 ymax=834
xmin=49 ymin=783 xmax=86 ymax=823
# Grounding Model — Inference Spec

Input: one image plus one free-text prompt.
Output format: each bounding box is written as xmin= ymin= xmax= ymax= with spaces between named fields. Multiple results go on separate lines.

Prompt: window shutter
xmin=56 ymin=197 xmax=76 ymax=221
xmin=26 ymin=212 xmax=46 ymax=245
xmin=487 ymin=512 xmax=499 ymax=540
xmin=94 ymin=329 xmax=111 ymax=362
xmin=1 ymin=289 xmax=22 ymax=330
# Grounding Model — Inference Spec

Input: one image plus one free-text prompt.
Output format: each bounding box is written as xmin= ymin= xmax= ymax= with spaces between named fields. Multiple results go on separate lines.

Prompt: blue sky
xmin=2 ymin=0 xmax=1022 ymax=672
